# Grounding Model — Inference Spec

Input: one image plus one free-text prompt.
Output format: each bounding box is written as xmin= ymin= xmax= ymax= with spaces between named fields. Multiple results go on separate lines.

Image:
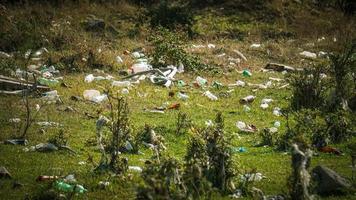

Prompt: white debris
xmin=250 ymin=43 xmax=261 ymax=48
xmin=300 ymin=51 xmax=317 ymax=59
xmin=207 ymin=43 xmax=216 ymax=48
xmin=112 ymin=81 xmax=131 ymax=87
xmin=132 ymin=52 xmax=141 ymax=58
xmin=318 ymin=51 xmax=328 ymax=58
xmin=243 ymin=105 xmax=251 ymax=112
xmin=121 ymin=88 xmax=129 ymax=95
xmin=177 ymin=63 xmax=184 ymax=73
xmin=273 ymin=107 xmax=282 ymax=116
xmin=205 ymin=120 xmax=213 ymax=127
xmin=129 ymin=166 xmax=143 ymax=172
xmin=203 ymin=91 xmax=218 ymax=101
xmin=192 ymin=44 xmax=205 ymax=48
xmin=84 ymin=74 xmax=95 ymax=83
xmin=236 ymin=121 xmax=246 ymax=130
xmin=274 ymin=121 xmax=281 ymax=128
xmin=9 ymin=118 xmax=21 ymax=123
xmin=233 ymin=50 xmax=247 ymax=62
xmin=131 ymin=62 xmax=152 ymax=73
xmin=240 ymin=172 xmax=265 ymax=182
xmin=37 ymin=121 xmax=60 ymax=127
xmin=177 ymin=92 xmax=189 ymax=101
xmin=217 ymin=53 xmax=226 ymax=57
xmin=260 ymin=103 xmax=269 ymax=109
xmin=261 ymin=98 xmax=273 ymax=104
xmin=83 ymin=89 xmax=107 ymax=103
xmin=116 ymin=55 xmax=123 ymax=63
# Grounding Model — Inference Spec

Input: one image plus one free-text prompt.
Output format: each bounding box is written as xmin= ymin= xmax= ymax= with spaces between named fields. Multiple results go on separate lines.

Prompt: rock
xmin=85 ymin=18 xmax=105 ymax=32
xmin=0 ymin=166 xmax=12 ymax=179
xmin=312 ymin=165 xmax=352 ymax=195
xmin=265 ymin=63 xmax=296 ymax=72
xmin=35 ymin=143 xmax=58 ymax=152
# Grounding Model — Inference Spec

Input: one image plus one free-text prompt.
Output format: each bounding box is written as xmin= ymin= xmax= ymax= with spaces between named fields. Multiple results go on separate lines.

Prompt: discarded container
xmin=207 ymin=43 xmax=216 ymax=48
xmin=232 ymin=147 xmax=247 ymax=153
xmin=203 ymin=91 xmax=218 ymax=101
xmin=177 ymin=80 xmax=186 ymax=87
xmin=261 ymin=98 xmax=273 ymax=104
xmin=83 ymin=89 xmax=107 ymax=103
xmin=236 ymin=121 xmax=257 ymax=133
xmin=112 ymin=81 xmax=131 ymax=87
xmin=55 ymin=181 xmax=87 ymax=193
xmin=236 ymin=80 xmax=246 ymax=87
xmin=242 ymin=70 xmax=252 ymax=77
xmin=250 ymin=44 xmax=261 ymax=48
xmin=38 ymin=78 xmax=59 ymax=86
xmin=274 ymin=121 xmax=281 ymax=128
xmin=240 ymin=95 xmax=255 ymax=104
xmin=260 ymin=103 xmax=269 ymax=109
xmin=42 ymin=90 xmax=60 ymax=102
xmin=236 ymin=121 xmax=246 ymax=130
xmin=84 ymin=74 xmax=95 ymax=83
xmin=177 ymin=92 xmax=189 ymax=101
xmin=177 ymin=63 xmax=184 ymax=73
xmin=196 ymin=76 xmax=207 ymax=86
xmin=243 ymin=105 xmax=251 ymax=112
xmin=121 ymin=88 xmax=129 ymax=95
xmin=212 ymin=81 xmax=223 ymax=89
xmin=131 ymin=62 xmax=152 ymax=73
xmin=131 ymin=52 xmax=141 ymax=58
xmin=300 ymin=51 xmax=317 ymax=59
xmin=129 ymin=166 xmax=143 ymax=172
xmin=273 ymin=107 xmax=282 ymax=116
xmin=36 ymin=175 xmax=59 ymax=182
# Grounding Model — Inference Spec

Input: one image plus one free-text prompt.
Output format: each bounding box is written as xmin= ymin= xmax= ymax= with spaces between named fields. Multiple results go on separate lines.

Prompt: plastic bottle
xmin=112 ymin=81 xmax=131 ymax=87
xmin=203 ymin=91 xmax=218 ymax=101
xmin=55 ymin=181 xmax=87 ymax=193
xmin=38 ymin=77 xmax=59 ymax=86
xmin=196 ymin=76 xmax=207 ymax=86
xmin=177 ymin=80 xmax=185 ymax=87
xmin=239 ymin=95 xmax=255 ymax=104
xmin=242 ymin=70 xmax=252 ymax=77
xmin=177 ymin=92 xmax=189 ymax=101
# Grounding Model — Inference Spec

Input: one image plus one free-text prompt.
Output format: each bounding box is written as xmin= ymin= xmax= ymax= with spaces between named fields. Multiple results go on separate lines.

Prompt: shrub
xmin=148 ymin=28 xmax=209 ymax=71
xmin=287 ymin=65 xmax=329 ymax=111
xmin=176 ymin=112 xmax=191 ymax=135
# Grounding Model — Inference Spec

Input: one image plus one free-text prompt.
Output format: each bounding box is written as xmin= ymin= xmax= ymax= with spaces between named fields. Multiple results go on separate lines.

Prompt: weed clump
xmin=148 ymin=28 xmax=209 ymax=71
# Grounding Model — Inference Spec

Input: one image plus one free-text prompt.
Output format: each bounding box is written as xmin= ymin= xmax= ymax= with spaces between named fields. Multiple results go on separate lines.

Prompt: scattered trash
xmin=269 ymin=127 xmax=278 ymax=133
xmin=121 ymin=88 xmax=129 ymax=95
xmin=38 ymin=77 xmax=60 ymax=86
xmin=42 ymin=90 xmax=61 ymax=103
xmin=260 ymin=103 xmax=269 ymax=109
xmin=177 ymin=92 xmax=189 ymax=101
xmin=240 ymin=95 xmax=255 ymax=104
xmin=207 ymin=43 xmax=216 ymax=48
xmin=64 ymin=174 xmax=77 ymax=183
xmin=242 ymin=69 xmax=252 ymax=77
xmin=212 ymin=81 xmax=223 ymax=89
xmin=243 ymin=105 xmax=251 ymax=112
xmin=34 ymin=143 xmax=58 ymax=152
xmin=274 ymin=121 xmax=281 ymax=128
xmin=112 ymin=80 xmax=131 ymax=87
xmin=250 ymin=43 xmax=261 ymax=48
xmin=4 ymin=139 xmax=28 ymax=145
xmin=196 ymin=76 xmax=207 ymax=87
xmin=300 ymin=51 xmax=317 ymax=59
xmin=129 ymin=166 xmax=143 ymax=172
xmin=55 ymin=181 xmax=87 ymax=193
xmin=232 ymin=147 xmax=247 ymax=153
xmin=264 ymin=63 xmax=297 ymax=72
xmin=131 ymin=62 xmax=152 ymax=73
xmin=240 ymin=172 xmax=264 ymax=182
xmin=83 ymin=89 xmax=107 ymax=103
xmin=233 ymin=50 xmax=247 ymax=62
xmin=37 ymin=121 xmax=60 ymax=127
xmin=205 ymin=120 xmax=213 ymax=127
xmin=0 ymin=166 xmax=12 ymax=179
xmin=36 ymin=175 xmax=59 ymax=182
xmin=116 ymin=55 xmax=123 ymax=63
xmin=273 ymin=107 xmax=282 ymax=116
xmin=98 ymin=181 xmax=110 ymax=189
xmin=168 ymin=103 xmax=180 ymax=110
xmin=318 ymin=51 xmax=328 ymax=58
xmin=9 ymin=118 xmax=21 ymax=123
xmin=236 ymin=121 xmax=257 ymax=133
xmin=261 ymin=98 xmax=273 ymax=104
xmin=318 ymin=146 xmax=342 ymax=155
xmin=84 ymin=74 xmax=95 ymax=83
xmin=203 ymin=91 xmax=218 ymax=101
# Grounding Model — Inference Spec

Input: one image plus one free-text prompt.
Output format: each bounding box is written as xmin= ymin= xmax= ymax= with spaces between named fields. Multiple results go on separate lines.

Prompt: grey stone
xmin=312 ymin=165 xmax=352 ymax=195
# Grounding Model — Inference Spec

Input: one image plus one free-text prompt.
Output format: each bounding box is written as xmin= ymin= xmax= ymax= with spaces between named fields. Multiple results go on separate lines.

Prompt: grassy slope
xmin=0 ymin=1 xmax=355 ymax=199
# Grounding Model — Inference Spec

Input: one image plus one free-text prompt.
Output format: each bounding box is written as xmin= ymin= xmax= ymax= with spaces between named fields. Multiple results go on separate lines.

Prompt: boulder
xmin=312 ymin=165 xmax=352 ymax=195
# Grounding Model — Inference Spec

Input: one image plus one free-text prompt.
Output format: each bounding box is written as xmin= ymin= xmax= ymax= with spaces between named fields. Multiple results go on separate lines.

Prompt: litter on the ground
xmin=240 ymin=95 xmax=255 ymax=104
xmin=203 ymin=91 xmax=218 ymax=101
xmin=83 ymin=89 xmax=107 ymax=103
xmin=129 ymin=166 xmax=143 ymax=172
xmin=300 ymin=51 xmax=317 ymax=59
xmin=240 ymin=172 xmax=265 ymax=182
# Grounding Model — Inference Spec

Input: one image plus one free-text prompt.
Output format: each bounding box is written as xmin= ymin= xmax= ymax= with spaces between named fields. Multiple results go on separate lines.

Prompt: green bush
xmin=148 ymin=28 xmax=209 ymax=71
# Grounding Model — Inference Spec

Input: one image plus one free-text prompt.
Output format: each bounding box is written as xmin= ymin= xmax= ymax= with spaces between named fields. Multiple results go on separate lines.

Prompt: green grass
xmin=0 ymin=71 xmax=355 ymax=199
